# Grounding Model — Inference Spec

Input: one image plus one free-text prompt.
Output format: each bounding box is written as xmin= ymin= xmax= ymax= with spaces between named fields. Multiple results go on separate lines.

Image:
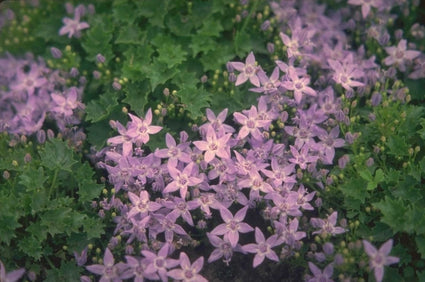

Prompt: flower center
xmin=247 ymin=120 xmax=256 ymax=129
xmin=245 ymin=65 xmax=255 ymax=75
xmin=155 ymin=258 xmax=165 ymax=268
xmin=184 ymin=270 xmax=194 ymax=279
xmin=395 ymin=50 xmax=404 ymax=59
xmin=259 ymin=243 xmax=268 ymax=253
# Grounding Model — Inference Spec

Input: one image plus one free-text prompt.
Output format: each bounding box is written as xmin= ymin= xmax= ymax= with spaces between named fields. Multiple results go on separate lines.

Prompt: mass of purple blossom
xmin=1 ymin=0 xmax=424 ymax=281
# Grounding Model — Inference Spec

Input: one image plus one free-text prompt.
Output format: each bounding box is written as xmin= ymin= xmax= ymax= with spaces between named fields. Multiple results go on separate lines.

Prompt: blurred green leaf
xmin=39 ymin=139 xmax=77 ymax=172
xmin=19 ymin=167 xmax=47 ymax=192
xmin=123 ymin=80 xmax=151 ymax=116
xmin=85 ymin=90 xmax=119 ymax=122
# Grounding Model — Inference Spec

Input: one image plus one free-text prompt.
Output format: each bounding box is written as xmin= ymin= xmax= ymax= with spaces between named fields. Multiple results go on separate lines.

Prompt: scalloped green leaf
xmin=81 ymin=17 xmax=114 ymax=63
xmin=123 ymin=80 xmax=151 ymax=116
xmin=175 ymin=87 xmax=212 ymax=119
xmin=85 ymin=90 xmax=119 ymax=122
xmin=142 ymin=59 xmax=179 ymax=91
xmin=39 ymin=139 xmax=77 ymax=172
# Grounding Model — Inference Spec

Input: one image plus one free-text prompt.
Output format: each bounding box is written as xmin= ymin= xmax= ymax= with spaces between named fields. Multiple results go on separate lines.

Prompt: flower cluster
xmin=0 ymin=52 xmax=86 ymax=146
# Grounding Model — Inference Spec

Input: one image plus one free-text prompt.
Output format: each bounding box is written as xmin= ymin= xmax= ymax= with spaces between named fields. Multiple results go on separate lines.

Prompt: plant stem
xmin=49 ymin=168 xmax=59 ymax=199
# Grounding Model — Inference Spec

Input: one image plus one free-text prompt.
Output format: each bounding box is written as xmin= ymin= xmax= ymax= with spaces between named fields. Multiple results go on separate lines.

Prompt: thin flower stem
xmin=49 ymin=168 xmax=59 ymax=199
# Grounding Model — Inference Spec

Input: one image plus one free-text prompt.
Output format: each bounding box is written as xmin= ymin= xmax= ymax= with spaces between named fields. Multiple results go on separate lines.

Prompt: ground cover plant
xmin=1 ymin=0 xmax=425 ymax=281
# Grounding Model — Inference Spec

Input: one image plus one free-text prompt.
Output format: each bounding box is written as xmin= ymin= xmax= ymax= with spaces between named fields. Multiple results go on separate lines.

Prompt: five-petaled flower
xmin=242 ymin=227 xmax=280 ymax=268
xmin=126 ymin=109 xmax=162 ymax=147
xmin=230 ymin=51 xmax=261 ymax=87
xmin=210 ymin=206 xmax=254 ymax=247
xmin=59 ymin=11 xmax=89 ymax=38
xmin=86 ymin=248 xmax=127 ymax=282
xmin=167 ymin=252 xmax=208 ymax=282
xmin=193 ymin=125 xmax=232 ymax=164
xmin=311 ymin=211 xmax=346 ymax=237
xmin=163 ymin=162 xmax=203 ymax=199
xmin=383 ymin=39 xmax=421 ymax=72
xmin=362 ymin=239 xmax=399 ymax=282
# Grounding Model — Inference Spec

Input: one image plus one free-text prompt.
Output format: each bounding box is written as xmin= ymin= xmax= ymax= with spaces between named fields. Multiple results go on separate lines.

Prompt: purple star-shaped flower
xmin=167 ymin=252 xmax=207 ymax=282
xmin=362 ymin=239 xmax=399 ymax=282
xmin=210 ymin=206 xmax=254 ymax=247
xmin=230 ymin=51 xmax=261 ymax=87
xmin=59 ymin=10 xmax=89 ymax=38
xmin=242 ymin=227 xmax=280 ymax=268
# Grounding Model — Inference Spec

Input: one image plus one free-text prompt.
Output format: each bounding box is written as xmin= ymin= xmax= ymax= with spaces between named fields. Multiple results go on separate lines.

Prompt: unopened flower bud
xmin=163 ymin=88 xmax=170 ymax=97
xmin=314 ymin=252 xmax=326 ymax=262
xmin=261 ymin=20 xmax=270 ymax=30
xmin=371 ymin=92 xmax=382 ymax=106
xmin=228 ymin=72 xmax=236 ymax=83
xmin=366 ymin=157 xmax=374 ymax=167
xmin=226 ymin=62 xmax=234 ymax=73
xmin=3 ymin=170 xmax=10 ymax=180
xmin=88 ymin=4 xmax=96 ymax=15
xmin=37 ymin=130 xmax=46 ymax=144
xmin=47 ymin=129 xmax=55 ymax=140
xmin=70 ymin=67 xmax=79 ymax=77
xmin=24 ymin=153 xmax=32 ymax=163
xmin=112 ymin=81 xmax=121 ymax=90
xmin=395 ymin=29 xmax=403 ymax=41
xmin=96 ymin=53 xmax=105 ymax=63
xmin=93 ymin=70 xmax=101 ymax=79
xmin=323 ymin=242 xmax=334 ymax=255
xmin=79 ymin=76 xmax=87 ymax=84
xmin=267 ymin=42 xmax=275 ymax=53
xmin=338 ymin=154 xmax=350 ymax=169
xmin=50 ymin=47 xmax=62 ymax=59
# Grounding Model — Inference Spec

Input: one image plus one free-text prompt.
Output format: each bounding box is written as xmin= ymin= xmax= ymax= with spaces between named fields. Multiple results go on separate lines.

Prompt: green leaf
xmin=392 ymin=175 xmax=423 ymax=203
xmin=197 ymin=17 xmax=223 ymax=37
xmin=81 ymin=17 xmax=114 ymax=63
xmin=418 ymin=118 xmax=425 ymax=140
xmin=157 ymin=43 xmax=187 ymax=68
xmin=116 ymin=26 xmax=145 ymax=45
xmin=85 ymin=90 xmax=119 ymax=122
xmin=123 ymin=80 xmax=151 ymax=116
xmin=121 ymin=45 xmax=153 ymax=81
xmin=175 ymin=87 xmax=212 ymax=119
xmin=373 ymin=196 xmax=410 ymax=233
xmin=363 ymin=168 xmax=385 ymax=191
xmin=26 ymin=221 xmax=48 ymax=241
xmin=78 ymin=181 xmax=103 ymax=203
xmin=0 ymin=214 xmax=21 ymax=245
xmin=74 ymin=162 xmax=103 ymax=202
xmin=18 ymin=235 xmax=43 ymax=260
xmin=136 ymin=0 xmax=170 ymax=28
xmin=200 ymin=42 xmax=234 ymax=72
xmin=190 ymin=35 xmax=216 ymax=57
xmin=370 ymin=222 xmax=394 ymax=242
xmin=39 ymin=139 xmax=77 ymax=172
xmin=143 ymin=59 xmax=179 ymax=91
xmin=403 ymin=106 xmax=424 ymax=136
xmin=45 ymin=261 xmax=82 ymax=282
xmin=19 ymin=167 xmax=47 ymax=192
xmin=339 ymin=177 xmax=368 ymax=203
xmin=166 ymin=13 xmax=195 ymax=37
xmin=31 ymin=189 xmax=49 ymax=214
xmin=40 ymin=207 xmax=72 ymax=236
xmin=416 ymin=235 xmax=425 ymax=259
xmin=83 ymin=217 xmax=105 ymax=240
xmin=86 ymin=120 xmax=113 ymax=150
xmin=387 ymin=135 xmax=409 ymax=156
xmin=358 ymin=168 xmax=373 ymax=181
xmin=112 ymin=0 xmax=139 ymax=24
